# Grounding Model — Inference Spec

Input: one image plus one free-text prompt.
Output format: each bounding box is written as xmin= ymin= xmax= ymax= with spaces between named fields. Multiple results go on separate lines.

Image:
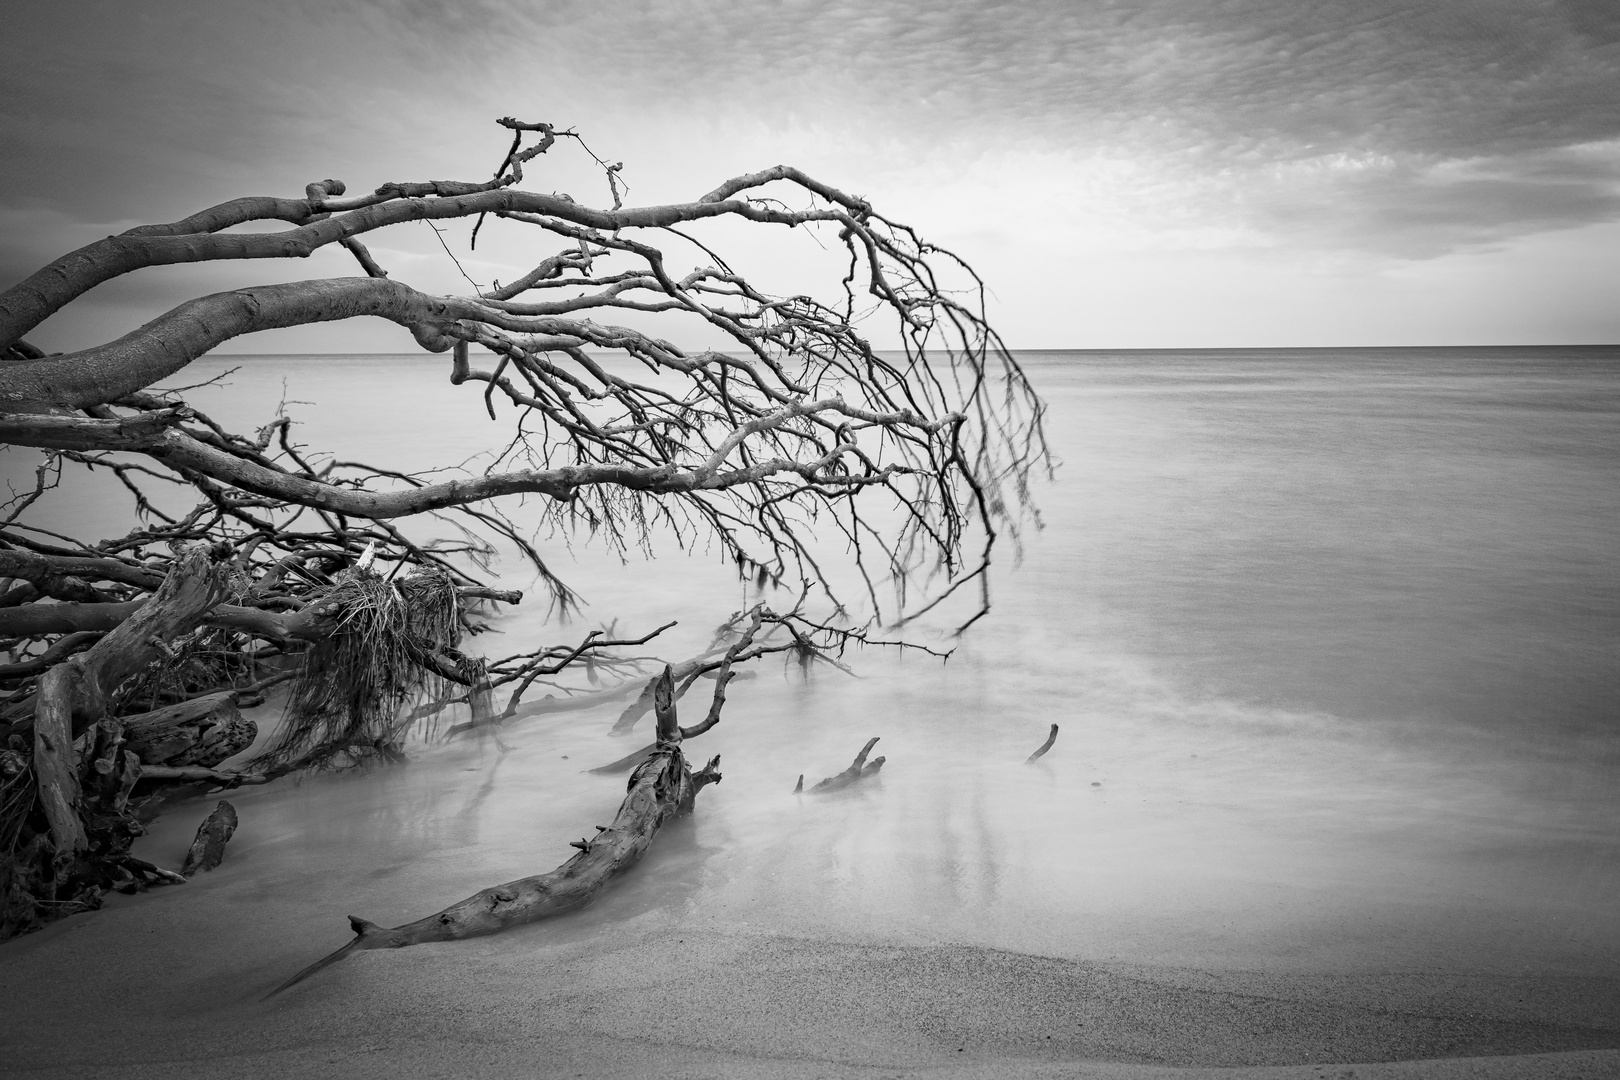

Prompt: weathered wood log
xmin=31 ymin=666 xmax=86 ymax=858
xmin=0 ymin=548 xmax=166 ymax=592
xmin=0 ymin=546 xmax=233 ymax=744
xmin=0 ymin=586 xmax=514 ymax=642
xmin=801 ymin=736 xmax=885 ymax=794
xmin=181 ymin=800 xmax=238 ymax=876
xmin=121 ymin=692 xmax=256 ymax=769
xmin=270 ymin=664 xmax=723 ymax=996
xmin=1025 ymin=723 xmax=1059 ymax=764
xmin=0 ymin=547 xmax=234 ymax=938
xmin=135 ymin=764 xmax=271 ymax=785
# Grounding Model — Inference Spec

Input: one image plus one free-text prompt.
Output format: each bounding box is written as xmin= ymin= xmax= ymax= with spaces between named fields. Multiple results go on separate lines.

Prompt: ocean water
xmin=4 ymin=346 xmax=1618 ymax=984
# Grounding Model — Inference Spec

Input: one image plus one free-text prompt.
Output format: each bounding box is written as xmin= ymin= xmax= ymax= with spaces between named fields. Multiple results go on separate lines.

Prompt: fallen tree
xmin=0 ymin=117 xmax=1048 ymax=940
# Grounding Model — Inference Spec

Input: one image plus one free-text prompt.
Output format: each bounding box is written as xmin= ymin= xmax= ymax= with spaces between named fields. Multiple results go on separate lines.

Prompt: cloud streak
xmin=3 ymin=0 xmax=1617 ymax=346
xmin=273 ymin=0 xmax=1620 ymax=257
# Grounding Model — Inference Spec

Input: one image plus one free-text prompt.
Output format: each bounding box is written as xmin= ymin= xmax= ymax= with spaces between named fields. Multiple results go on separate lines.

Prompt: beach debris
xmin=121 ymin=692 xmax=256 ymax=770
xmin=268 ymin=664 xmax=725 ymax=997
xmin=181 ymin=800 xmax=239 ymax=876
xmin=1025 ymin=723 xmax=1059 ymax=764
xmin=798 ymin=737 xmax=885 ymax=794
xmin=117 ymin=856 xmax=187 ymax=891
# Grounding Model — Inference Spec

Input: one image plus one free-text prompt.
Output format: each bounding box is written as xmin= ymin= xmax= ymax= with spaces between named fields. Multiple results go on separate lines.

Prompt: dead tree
xmin=0 ymin=118 xmax=1048 ymax=939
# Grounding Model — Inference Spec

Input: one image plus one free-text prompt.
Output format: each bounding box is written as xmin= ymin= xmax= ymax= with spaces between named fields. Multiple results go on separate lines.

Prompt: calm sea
xmin=6 ymin=345 xmax=1618 ymax=977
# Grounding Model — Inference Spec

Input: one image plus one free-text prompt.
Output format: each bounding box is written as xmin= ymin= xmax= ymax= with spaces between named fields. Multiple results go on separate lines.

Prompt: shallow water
xmin=5 ymin=346 xmax=1618 ymax=987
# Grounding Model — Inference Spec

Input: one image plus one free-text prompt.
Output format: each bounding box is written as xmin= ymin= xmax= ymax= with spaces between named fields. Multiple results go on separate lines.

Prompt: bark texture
xmin=121 ymin=693 xmax=255 ymax=770
xmin=1 ymin=549 xmax=231 ymax=935
xmin=181 ymin=800 xmax=238 ymax=876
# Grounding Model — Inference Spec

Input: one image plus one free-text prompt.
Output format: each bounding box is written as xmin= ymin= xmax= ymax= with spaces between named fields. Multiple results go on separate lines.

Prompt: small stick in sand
xmin=801 ymin=737 xmax=885 ymax=794
xmin=1025 ymin=724 xmax=1059 ymax=764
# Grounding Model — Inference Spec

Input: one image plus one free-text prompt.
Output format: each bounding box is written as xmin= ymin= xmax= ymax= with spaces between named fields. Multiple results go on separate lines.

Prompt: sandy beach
xmin=4 ymin=895 xmax=1618 ymax=1079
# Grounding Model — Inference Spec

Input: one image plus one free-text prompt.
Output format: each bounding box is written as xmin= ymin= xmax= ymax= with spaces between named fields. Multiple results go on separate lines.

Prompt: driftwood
xmin=270 ymin=665 xmax=723 ymax=996
xmin=2 ymin=118 xmax=1049 ymax=945
xmin=136 ymin=764 xmax=271 ymax=786
xmin=121 ymin=693 xmax=256 ymax=769
xmin=181 ymin=800 xmax=238 ymax=876
xmin=795 ymin=737 xmax=885 ymax=794
xmin=1 ymin=549 xmax=233 ymax=936
xmin=609 ymin=655 xmax=728 ymax=733
xmin=1025 ymin=723 xmax=1059 ymax=764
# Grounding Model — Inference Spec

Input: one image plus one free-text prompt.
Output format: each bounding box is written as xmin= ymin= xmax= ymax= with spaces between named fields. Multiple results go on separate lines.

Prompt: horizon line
xmin=204 ymin=342 xmax=1620 ymax=357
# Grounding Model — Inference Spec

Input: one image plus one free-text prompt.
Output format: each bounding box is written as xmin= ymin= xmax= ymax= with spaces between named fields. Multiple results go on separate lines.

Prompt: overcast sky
xmin=4 ymin=0 xmax=1618 ymax=350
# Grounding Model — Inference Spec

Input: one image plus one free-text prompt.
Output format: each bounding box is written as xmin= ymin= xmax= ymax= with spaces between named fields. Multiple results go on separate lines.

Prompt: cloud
xmin=4 ymin=0 xmax=1618 ymax=348
xmin=353 ymin=0 xmax=1620 ymax=255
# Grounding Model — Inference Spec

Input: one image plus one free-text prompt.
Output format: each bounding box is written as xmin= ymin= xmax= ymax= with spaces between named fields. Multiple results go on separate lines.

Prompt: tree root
xmin=796 ymin=736 xmax=885 ymax=794
xmin=269 ymin=666 xmax=722 ymax=997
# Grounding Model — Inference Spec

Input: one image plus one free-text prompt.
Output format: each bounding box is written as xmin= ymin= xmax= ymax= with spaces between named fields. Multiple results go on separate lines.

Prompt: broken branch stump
xmin=799 ymin=736 xmax=885 ymax=794
xmin=181 ymin=800 xmax=239 ymax=876
xmin=1025 ymin=723 xmax=1059 ymax=763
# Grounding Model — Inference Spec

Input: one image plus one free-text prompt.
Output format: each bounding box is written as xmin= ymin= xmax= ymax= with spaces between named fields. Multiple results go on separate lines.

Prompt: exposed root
xmin=254 ymin=565 xmax=463 ymax=769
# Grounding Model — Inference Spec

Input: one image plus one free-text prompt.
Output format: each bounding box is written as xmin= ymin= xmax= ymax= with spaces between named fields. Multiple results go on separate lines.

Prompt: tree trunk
xmin=121 ymin=693 xmax=256 ymax=770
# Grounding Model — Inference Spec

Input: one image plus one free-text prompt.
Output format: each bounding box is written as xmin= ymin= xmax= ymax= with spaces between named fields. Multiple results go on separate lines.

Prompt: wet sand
xmin=5 ymin=664 xmax=1617 ymax=1080
xmin=3 ymin=889 xmax=1617 ymax=1079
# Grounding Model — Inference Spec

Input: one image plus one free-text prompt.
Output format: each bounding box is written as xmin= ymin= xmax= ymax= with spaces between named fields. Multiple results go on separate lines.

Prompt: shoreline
xmin=5 ymin=907 xmax=1616 ymax=1079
